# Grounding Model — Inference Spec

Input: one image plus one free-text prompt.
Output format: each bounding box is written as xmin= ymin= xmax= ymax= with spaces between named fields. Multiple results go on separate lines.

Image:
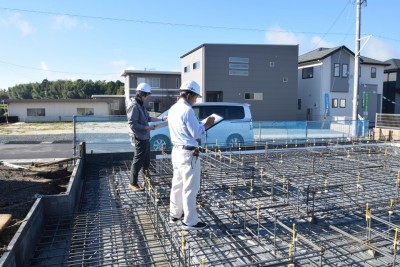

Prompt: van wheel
xmin=150 ymin=135 xmax=171 ymax=151
xmin=226 ymin=134 xmax=244 ymax=147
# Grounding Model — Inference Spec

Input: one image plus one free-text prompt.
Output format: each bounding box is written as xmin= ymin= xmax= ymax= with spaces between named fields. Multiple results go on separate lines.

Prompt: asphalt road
xmin=0 ymin=143 xmax=75 ymax=162
xmin=0 ymin=142 xmax=135 ymax=163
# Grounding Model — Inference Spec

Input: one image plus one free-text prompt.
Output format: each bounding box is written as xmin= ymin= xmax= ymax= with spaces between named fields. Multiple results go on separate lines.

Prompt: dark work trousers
xmin=130 ymin=137 xmax=150 ymax=186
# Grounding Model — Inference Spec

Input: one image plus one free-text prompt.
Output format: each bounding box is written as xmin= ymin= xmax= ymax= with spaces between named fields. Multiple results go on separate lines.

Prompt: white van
xmin=149 ymin=102 xmax=254 ymax=150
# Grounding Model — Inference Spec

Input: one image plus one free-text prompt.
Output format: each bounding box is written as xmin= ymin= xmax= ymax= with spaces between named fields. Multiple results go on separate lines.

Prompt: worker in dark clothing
xmin=126 ymin=82 xmax=167 ymax=191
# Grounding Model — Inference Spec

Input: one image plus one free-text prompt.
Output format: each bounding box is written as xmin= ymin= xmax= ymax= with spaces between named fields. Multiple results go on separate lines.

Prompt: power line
xmin=0 ymin=59 xmax=118 ymax=76
xmin=2 ymin=6 xmax=399 ymax=43
xmin=0 ymin=6 xmax=369 ymax=37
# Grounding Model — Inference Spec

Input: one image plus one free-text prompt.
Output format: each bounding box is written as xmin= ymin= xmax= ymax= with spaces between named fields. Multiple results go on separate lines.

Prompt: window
xmin=111 ymin=100 xmax=119 ymax=111
xmin=283 ymin=77 xmax=289 ymax=83
xmin=229 ymin=57 xmax=249 ymax=63
xmin=298 ymin=99 xmax=301 ymax=110
xmin=229 ymin=70 xmax=249 ymax=76
xmin=137 ymin=77 xmax=160 ymax=88
xmin=332 ymin=98 xmax=338 ymax=108
xmin=193 ymin=61 xmax=200 ymax=70
xmin=148 ymin=101 xmax=160 ymax=112
xmin=77 ymin=108 xmax=94 ymax=116
xmin=229 ymin=64 xmax=248 ymax=69
xmin=27 ymin=108 xmax=45 ymax=116
xmin=151 ymin=78 xmax=160 ymax=88
xmin=184 ymin=65 xmax=190 ymax=73
xmin=334 ymin=63 xmax=340 ymax=77
xmin=340 ymin=99 xmax=346 ymax=108
xmin=371 ymin=67 xmax=376 ymax=78
xmin=302 ymin=67 xmax=313 ymax=79
xmin=229 ymin=57 xmax=249 ymax=76
xmin=176 ymin=78 xmax=180 ymax=88
xmin=342 ymin=64 xmax=348 ymax=77
xmin=194 ymin=106 xmax=245 ymax=120
xmin=269 ymin=61 xmax=275 ymax=68
xmin=244 ymin=93 xmax=263 ymax=100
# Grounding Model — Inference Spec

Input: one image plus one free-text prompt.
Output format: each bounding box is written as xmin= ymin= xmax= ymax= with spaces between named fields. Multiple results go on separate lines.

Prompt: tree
xmin=6 ymin=79 xmax=125 ymax=99
xmin=0 ymin=89 xmax=9 ymax=100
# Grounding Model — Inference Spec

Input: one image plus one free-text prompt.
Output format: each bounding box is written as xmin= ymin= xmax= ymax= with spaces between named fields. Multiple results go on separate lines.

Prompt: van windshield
xmin=193 ymin=106 xmax=245 ymax=120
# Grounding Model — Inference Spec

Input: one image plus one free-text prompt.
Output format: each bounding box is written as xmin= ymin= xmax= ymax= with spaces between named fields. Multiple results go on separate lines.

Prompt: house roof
xmin=180 ymin=43 xmax=299 ymax=58
xmin=5 ymin=99 xmax=110 ymax=104
xmin=299 ymin=45 xmax=388 ymax=66
xmin=91 ymin=95 xmax=124 ymax=98
xmin=298 ymin=46 xmax=353 ymax=65
xmin=120 ymin=70 xmax=180 ymax=77
xmin=384 ymin=59 xmax=400 ymax=72
xmin=359 ymin=56 xmax=390 ymax=66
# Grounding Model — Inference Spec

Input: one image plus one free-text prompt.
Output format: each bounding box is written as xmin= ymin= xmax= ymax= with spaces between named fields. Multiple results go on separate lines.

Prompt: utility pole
xmin=352 ymin=0 xmax=366 ymax=136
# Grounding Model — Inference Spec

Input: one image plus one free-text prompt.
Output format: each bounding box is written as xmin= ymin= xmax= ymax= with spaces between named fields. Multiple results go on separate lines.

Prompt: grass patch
xmin=0 ymin=122 xmax=73 ymax=135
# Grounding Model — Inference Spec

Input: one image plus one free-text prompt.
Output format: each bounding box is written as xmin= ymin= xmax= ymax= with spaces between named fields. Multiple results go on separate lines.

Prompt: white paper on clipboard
xmin=201 ymin=113 xmax=224 ymax=130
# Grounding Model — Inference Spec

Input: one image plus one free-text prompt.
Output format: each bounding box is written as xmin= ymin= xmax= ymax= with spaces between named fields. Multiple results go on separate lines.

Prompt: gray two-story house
xmin=121 ymin=70 xmax=181 ymax=113
xmin=298 ymin=46 xmax=387 ymax=125
xmin=180 ymin=43 xmax=299 ymax=121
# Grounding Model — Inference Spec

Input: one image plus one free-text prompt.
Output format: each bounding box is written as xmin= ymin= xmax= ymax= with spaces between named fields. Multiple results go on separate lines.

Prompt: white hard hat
xmin=180 ymin=80 xmax=201 ymax=97
xmin=136 ymin=83 xmax=151 ymax=94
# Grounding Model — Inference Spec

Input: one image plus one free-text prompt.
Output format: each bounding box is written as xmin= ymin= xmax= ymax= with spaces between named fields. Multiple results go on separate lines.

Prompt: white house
xmin=298 ymin=46 xmax=388 ymax=126
xmin=7 ymin=99 xmax=113 ymax=122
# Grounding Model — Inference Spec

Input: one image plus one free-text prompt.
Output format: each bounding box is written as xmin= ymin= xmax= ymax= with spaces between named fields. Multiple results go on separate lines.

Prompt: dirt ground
xmin=0 ymin=162 xmax=72 ymax=256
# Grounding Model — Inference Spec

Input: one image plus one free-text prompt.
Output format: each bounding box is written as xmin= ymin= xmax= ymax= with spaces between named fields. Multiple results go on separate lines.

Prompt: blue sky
xmin=0 ymin=0 xmax=399 ymax=90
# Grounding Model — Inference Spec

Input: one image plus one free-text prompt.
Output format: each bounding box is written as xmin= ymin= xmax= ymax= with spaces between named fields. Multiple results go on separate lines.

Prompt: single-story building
xmin=6 ymin=98 xmax=121 ymax=122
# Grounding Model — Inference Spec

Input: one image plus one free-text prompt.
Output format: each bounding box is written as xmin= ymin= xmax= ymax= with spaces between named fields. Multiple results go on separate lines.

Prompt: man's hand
xmin=147 ymin=125 xmax=156 ymax=130
xmin=204 ymin=116 xmax=215 ymax=130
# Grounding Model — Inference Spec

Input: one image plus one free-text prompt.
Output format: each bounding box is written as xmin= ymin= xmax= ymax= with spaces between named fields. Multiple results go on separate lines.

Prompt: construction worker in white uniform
xmin=168 ymin=80 xmax=215 ymax=230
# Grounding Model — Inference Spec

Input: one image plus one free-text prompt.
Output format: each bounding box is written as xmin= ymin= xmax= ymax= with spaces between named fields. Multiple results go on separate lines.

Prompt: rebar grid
xmin=29 ymin=143 xmax=400 ymax=266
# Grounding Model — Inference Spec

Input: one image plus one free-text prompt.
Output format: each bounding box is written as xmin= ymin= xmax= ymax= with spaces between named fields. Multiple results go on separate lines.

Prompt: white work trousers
xmin=170 ymin=148 xmax=201 ymax=226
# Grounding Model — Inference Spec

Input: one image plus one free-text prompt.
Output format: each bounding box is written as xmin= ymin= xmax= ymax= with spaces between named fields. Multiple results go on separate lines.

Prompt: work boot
xmin=181 ymin=221 xmax=207 ymax=230
xmin=169 ymin=213 xmax=184 ymax=225
xmin=129 ymin=184 xmax=144 ymax=192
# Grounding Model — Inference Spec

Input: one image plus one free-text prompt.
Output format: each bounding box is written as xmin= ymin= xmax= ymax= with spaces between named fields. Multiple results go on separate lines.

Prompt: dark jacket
xmin=126 ymin=97 xmax=151 ymax=140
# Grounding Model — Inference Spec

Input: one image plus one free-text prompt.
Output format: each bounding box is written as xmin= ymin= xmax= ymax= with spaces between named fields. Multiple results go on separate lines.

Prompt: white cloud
xmin=362 ymin=36 xmax=399 ymax=61
xmin=54 ymin=15 xmax=78 ymax=29
xmin=40 ymin=61 xmax=49 ymax=71
xmin=111 ymin=59 xmax=127 ymax=66
xmin=310 ymin=36 xmax=335 ymax=49
xmin=0 ymin=13 xmax=35 ymax=36
xmin=265 ymin=25 xmax=339 ymax=55
xmin=40 ymin=61 xmax=50 ymax=79
xmin=125 ymin=66 xmax=136 ymax=70
xmin=82 ymin=22 xmax=93 ymax=30
xmin=265 ymin=25 xmax=303 ymax=45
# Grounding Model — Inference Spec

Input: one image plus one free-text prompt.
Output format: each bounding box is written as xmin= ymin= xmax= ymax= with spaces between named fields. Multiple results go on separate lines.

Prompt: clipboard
xmin=201 ymin=113 xmax=224 ymax=131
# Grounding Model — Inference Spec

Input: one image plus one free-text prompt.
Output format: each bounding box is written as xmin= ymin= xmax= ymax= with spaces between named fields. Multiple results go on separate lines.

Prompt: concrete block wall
xmin=0 ymin=156 xmax=86 ymax=267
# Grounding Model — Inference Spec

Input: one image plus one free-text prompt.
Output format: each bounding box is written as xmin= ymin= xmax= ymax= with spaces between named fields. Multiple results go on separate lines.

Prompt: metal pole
xmin=352 ymin=0 xmax=362 ymax=136
xmin=73 ymin=115 xmax=76 ymax=156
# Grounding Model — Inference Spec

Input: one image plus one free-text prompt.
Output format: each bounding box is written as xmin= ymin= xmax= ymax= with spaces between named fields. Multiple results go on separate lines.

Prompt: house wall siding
xmin=180 ymin=47 xmax=204 ymax=98
xmin=182 ymin=44 xmax=299 ymax=121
